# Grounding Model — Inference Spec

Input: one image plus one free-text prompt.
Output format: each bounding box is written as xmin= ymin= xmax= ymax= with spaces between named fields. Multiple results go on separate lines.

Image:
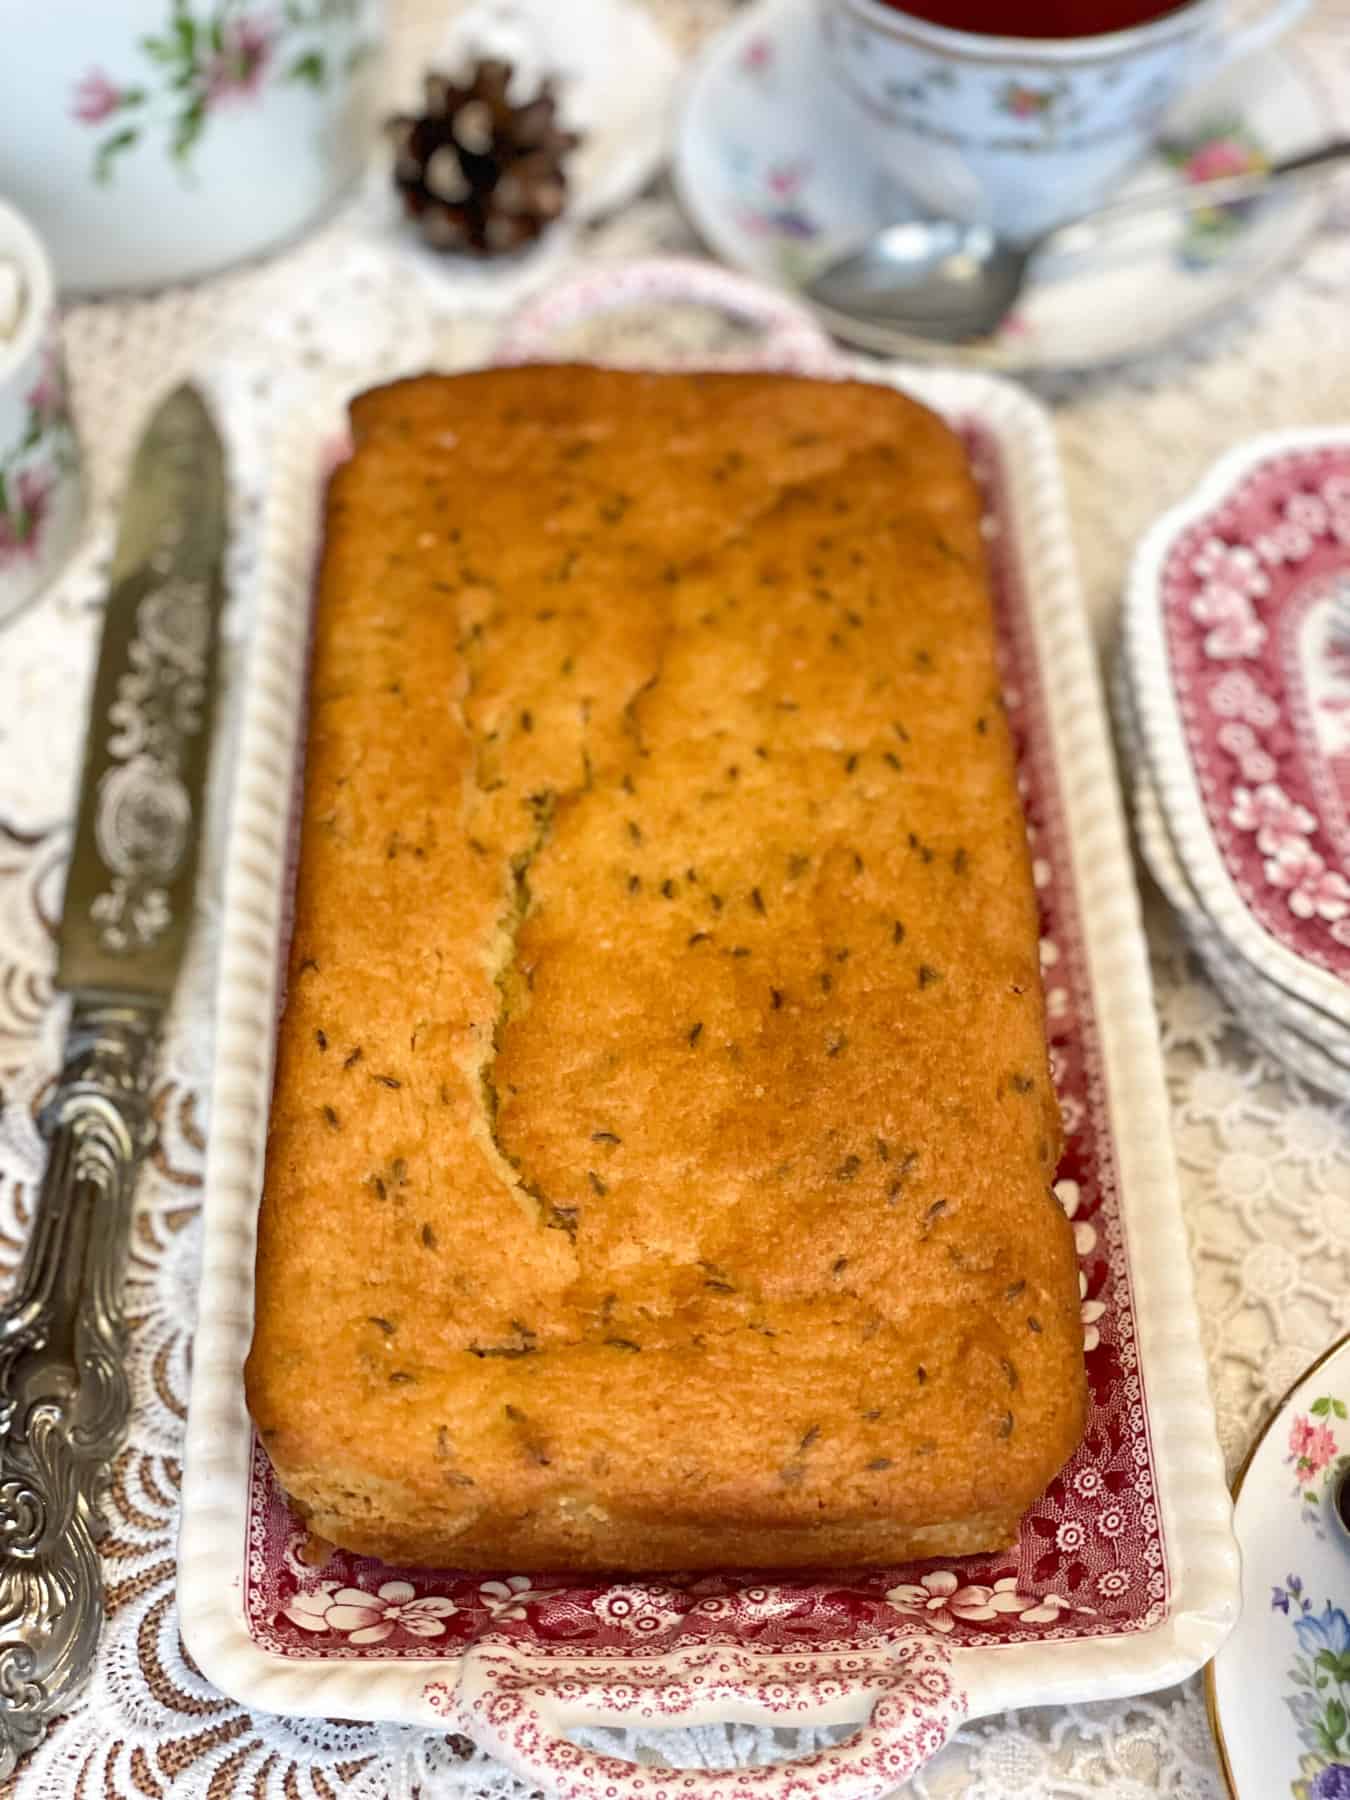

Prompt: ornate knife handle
xmin=0 ymin=1000 xmax=157 ymax=1774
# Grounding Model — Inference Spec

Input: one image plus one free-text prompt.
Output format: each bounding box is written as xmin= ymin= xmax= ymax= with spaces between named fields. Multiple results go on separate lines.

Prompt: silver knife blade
xmin=0 ymin=384 xmax=227 ymax=1775
xmin=57 ymin=383 xmax=227 ymax=1004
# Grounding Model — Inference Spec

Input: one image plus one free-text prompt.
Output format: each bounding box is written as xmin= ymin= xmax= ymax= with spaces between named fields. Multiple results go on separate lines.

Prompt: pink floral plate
xmin=1134 ymin=757 xmax=1350 ymax=1098
xmin=1126 ymin=427 xmax=1350 ymax=1035
xmin=179 ymin=263 xmax=1237 ymax=1800
xmin=1206 ymin=1331 xmax=1350 ymax=1800
xmin=1117 ymin=653 xmax=1350 ymax=1096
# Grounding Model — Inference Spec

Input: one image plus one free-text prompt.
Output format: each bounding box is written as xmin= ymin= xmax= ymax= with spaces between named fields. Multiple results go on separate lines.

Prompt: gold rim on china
xmin=1203 ymin=1325 xmax=1350 ymax=1800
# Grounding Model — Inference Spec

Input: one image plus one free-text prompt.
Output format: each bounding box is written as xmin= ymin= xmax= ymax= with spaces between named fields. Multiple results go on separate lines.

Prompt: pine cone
xmin=388 ymin=59 xmax=581 ymax=258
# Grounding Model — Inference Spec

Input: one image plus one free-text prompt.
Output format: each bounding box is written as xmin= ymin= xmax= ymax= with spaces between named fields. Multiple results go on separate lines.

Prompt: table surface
xmin=1 ymin=2 xmax=1349 ymax=1796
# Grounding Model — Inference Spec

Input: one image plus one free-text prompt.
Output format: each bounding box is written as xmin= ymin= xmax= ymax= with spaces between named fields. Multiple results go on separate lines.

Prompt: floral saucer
xmin=674 ymin=0 xmax=1331 ymax=372
xmin=1124 ymin=428 xmax=1350 ymax=1033
xmin=1207 ymin=1333 xmax=1350 ymax=1800
xmin=1114 ymin=647 xmax=1350 ymax=1096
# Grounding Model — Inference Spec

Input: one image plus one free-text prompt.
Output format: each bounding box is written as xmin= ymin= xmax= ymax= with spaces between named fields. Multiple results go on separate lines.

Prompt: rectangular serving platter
xmin=178 ymin=339 xmax=1238 ymax=1780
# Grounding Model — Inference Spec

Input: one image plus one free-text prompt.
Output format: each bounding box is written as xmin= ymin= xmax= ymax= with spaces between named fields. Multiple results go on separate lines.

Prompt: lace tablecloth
xmin=2 ymin=2 xmax=1350 ymax=1795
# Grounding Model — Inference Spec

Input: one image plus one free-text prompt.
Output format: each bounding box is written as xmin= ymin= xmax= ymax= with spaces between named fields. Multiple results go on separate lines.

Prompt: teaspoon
xmin=805 ymin=139 xmax=1350 ymax=345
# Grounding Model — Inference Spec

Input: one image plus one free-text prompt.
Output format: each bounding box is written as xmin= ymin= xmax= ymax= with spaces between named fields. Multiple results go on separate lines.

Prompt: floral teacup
xmin=819 ymin=0 xmax=1312 ymax=242
xmin=0 ymin=200 xmax=81 ymax=628
xmin=0 ymin=0 xmax=383 ymax=294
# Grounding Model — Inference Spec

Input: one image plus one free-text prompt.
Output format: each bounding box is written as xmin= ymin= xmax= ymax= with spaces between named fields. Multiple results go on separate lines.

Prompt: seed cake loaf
xmin=245 ymin=365 xmax=1086 ymax=1570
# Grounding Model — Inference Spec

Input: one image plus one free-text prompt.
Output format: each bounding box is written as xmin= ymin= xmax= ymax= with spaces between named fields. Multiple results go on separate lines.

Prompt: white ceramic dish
xmin=0 ymin=198 xmax=81 ymax=628
xmin=0 ymin=0 xmax=383 ymax=294
xmin=1117 ymin=653 xmax=1350 ymax=1094
xmin=1207 ymin=1331 xmax=1350 ymax=1800
xmin=179 ymin=263 xmax=1237 ymax=1799
xmin=1125 ymin=427 xmax=1350 ymax=1035
xmin=1143 ymin=790 xmax=1350 ymax=1097
xmin=673 ymin=0 xmax=1331 ymax=372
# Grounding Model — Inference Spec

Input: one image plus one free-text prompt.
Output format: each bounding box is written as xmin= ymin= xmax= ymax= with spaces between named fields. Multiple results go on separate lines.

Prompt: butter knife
xmin=0 ymin=386 xmax=227 ymax=1772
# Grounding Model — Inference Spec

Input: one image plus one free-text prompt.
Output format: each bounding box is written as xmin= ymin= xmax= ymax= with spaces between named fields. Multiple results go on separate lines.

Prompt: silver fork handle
xmin=0 ymin=1001 xmax=156 ymax=1775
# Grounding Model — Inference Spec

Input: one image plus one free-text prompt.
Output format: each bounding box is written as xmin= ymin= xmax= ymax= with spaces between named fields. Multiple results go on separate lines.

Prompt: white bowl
xmin=0 ymin=199 xmax=81 ymax=628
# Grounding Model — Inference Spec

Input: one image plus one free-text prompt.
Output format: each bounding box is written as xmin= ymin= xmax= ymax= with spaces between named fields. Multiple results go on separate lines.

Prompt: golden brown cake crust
xmin=245 ymin=366 xmax=1086 ymax=1571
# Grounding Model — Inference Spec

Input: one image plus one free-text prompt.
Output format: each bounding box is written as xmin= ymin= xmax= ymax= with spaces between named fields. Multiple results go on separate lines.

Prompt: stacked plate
xmin=1120 ymin=427 xmax=1350 ymax=1099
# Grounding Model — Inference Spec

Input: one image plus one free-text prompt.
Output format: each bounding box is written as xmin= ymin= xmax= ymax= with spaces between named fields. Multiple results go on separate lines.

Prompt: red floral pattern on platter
xmin=425 ymin=1641 xmax=966 ymax=1800
xmin=1161 ymin=446 xmax=1350 ymax=979
xmin=242 ymin=424 xmax=1165 ymax=1662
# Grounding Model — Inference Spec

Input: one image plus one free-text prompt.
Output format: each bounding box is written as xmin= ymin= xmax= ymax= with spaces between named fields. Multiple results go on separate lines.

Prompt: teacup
xmin=819 ymin=0 xmax=1312 ymax=243
xmin=0 ymin=200 xmax=81 ymax=629
xmin=0 ymin=0 xmax=383 ymax=294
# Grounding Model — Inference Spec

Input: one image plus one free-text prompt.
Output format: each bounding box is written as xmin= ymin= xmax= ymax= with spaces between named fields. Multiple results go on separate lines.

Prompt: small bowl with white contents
xmin=0 ymin=198 xmax=81 ymax=627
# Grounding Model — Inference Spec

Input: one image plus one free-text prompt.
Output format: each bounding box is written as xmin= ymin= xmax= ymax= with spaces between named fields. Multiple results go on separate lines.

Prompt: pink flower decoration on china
xmin=1019 ymin=1591 xmax=1086 ymax=1624
xmin=1267 ymin=838 xmax=1350 ymax=921
xmin=1243 ymin=750 xmax=1278 ymax=783
xmin=1190 ymin=536 xmax=1269 ymax=598
xmin=1054 ymin=1178 xmax=1096 ymax=1258
xmin=885 ymin=1571 xmax=1076 ymax=1632
xmin=207 ymin=16 xmax=274 ymax=103
xmin=1274 ymin=520 xmax=1316 ymax=563
xmin=283 ymin=1579 xmax=457 ymax=1642
xmin=1322 ymin=475 xmax=1350 ymax=541
xmin=1097 ymin=1505 xmax=1126 ymax=1540
xmin=0 ymin=470 xmax=51 ymax=566
xmin=594 ymin=1587 xmax=684 ymax=1634
xmin=25 ymin=344 xmax=67 ymax=436
xmin=740 ymin=36 xmax=774 ymax=74
xmin=766 ymin=160 xmax=807 ymax=199
xmin=1217 ymin=721 xmax=1257 ymax=755
xmin=1263 ymin=836 xmax=1322 ymax=884
xmin=1189 ymin=585 xmax=1252 ymax=633
xmin=71 ymin=68 xmax=125 ymax=124
xmin=1311 ymin=1423 xmax=1341 ymax=1471
xmin=1182 ymin=137 xmax=1256 ymax=183
xmin=1285 ymin=492 xmax=1329 ymax=534
xmin=1216 ymin=722 xmax=1277 ymax=784
xmin=1058 ymin=1094 xmax=1084 ymax=1137
xmin=1229 ymin=783 xmax=1316 ymax=857
xmin=1209 ymin=668 xmax=1280 ymax=726
xmin=478 ymin=1576 xmax=537 ymax=1620
xmin=1268 ymin=852 xmax=1350 ymax=923
xmin=1289 ymin=1416 xmax=1339 ymax=1476
xmin=1202 ymin=602 xmax=1266 ymax=660
xmin=1096 ymin=1569 xmax=1131 ymax=1599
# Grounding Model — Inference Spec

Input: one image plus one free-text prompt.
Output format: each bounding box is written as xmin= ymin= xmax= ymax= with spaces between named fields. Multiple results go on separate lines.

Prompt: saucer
xmin=1124 ymin=691 xmax=1350 ymax=1098
xmin=1123 ymin=427 xmax=1350 ymax=1033
xmin=1207 ymin=1333 xmax=1350 ymax=1800
xmin=1140 ymin=777 xmax=1350 ymax=1093
xmin=674 ymin=0 xmax=1331 ymax=372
